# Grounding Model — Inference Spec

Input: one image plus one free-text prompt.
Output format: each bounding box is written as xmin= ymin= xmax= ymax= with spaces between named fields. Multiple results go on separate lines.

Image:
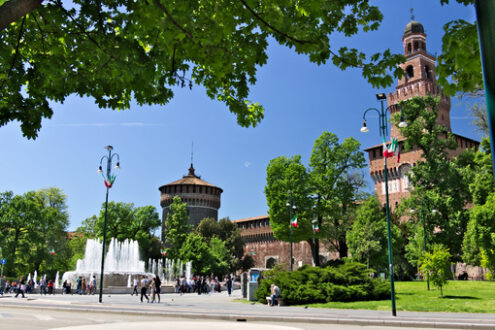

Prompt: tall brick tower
xmin=364 ymin=20 xmax=478 ymax=210
xmin=159 ymin=164 xmax=222 ymax=242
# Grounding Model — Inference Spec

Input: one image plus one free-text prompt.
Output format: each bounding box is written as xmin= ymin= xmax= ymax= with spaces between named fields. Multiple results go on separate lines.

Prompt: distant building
xmin=232 ymin=215 xmax=337 ymax=269
xmin=159 ymin=164 xmax=223 ymax=242
xmin=364 ymin=19 xmax=479 ymax=210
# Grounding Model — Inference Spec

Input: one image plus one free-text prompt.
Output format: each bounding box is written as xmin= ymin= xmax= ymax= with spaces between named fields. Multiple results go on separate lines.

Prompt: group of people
xmin=73 ymin=275 xmax=97 ymax=295
xmin=173 ymin=274 xmax=235 ymax=296
xmin=0 ymin=275 xmax=60 ymax=297
xmin=130 ymin=274 xmax=236 ymax=303
xmin=131 ymin=275 xmax=162 ymax=303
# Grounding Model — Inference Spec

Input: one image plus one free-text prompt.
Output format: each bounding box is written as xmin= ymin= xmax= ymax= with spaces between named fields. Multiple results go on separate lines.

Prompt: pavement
xmin=1 ymin=289 xmax=495 ymax=329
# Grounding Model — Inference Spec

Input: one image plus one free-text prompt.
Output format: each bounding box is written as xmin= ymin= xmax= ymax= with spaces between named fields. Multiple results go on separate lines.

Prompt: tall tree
xmin=0 ymin=0 xmax=410 ymax=139
xmin=265 ymin=131 xmax=366 ymax=265
xmin=462 ymin=138 xmax=495 ymax=271
xmin=347 ymin=196 xmax=401 ymax=273
xmin=0 ymin=1 xmax=480 ymax=139
xmin=394 ymin=96 xmax=472 ymax=259
xmin=195 ymin=217 xmax=244 ymax=272
xmin=309 ymin=132 xmax=366 ymax=260
xmin=163 ymin=196 xmax=191 ymax=260
xmin=0 ymin=188 xmax=69 ymax=276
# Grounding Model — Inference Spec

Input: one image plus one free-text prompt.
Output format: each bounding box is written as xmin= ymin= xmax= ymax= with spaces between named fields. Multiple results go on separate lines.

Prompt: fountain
xmin=33 ymin=271 xmax=37 ymax=288
xmin=54 ymin=271 xmax=60 ymax=289
xmin=62 ymin=238 xmax=154 ymax=288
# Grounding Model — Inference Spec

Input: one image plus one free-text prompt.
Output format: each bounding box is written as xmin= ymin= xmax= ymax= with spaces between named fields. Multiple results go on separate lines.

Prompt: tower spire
xmin=188 ymin=141 xmax=196 ymax=177
xmin=191 ymin=141 xmax=194 ymax=167
xmin=410 ymin=8 xmax=415 ymax=21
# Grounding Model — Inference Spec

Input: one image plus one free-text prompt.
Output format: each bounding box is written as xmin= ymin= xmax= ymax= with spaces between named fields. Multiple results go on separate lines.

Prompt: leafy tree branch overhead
xmin=0 ymin=0 xmax=476 ymax=139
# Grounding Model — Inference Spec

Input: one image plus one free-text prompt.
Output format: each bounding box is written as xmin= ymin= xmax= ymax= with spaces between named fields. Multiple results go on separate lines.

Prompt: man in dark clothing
xmin=154 ymin=276 xmax=161 ymax=303
xmin=196 ymin=276 xmax=202 ymax=295
xmin=15 ymin=276 xmax=25 ymax=298
xmin=140 ymin=276 xmax=149 ymax=303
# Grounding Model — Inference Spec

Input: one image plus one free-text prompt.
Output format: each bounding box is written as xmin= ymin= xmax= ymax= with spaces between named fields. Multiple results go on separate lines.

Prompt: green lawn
xmin=306 ymin=281 xmax=495 ymax=313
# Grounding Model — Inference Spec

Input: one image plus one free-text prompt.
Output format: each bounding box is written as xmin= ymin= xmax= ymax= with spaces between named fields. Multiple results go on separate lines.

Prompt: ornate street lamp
xmin=286 ymin=192 xmax=297 ymax=271
xmin=311 ymin=206 xmax=319 ymax=266
xmin=360 ymin=93 xmax=406 ymax=317
xmin=97 ymin=145 xmax=120 ymax=303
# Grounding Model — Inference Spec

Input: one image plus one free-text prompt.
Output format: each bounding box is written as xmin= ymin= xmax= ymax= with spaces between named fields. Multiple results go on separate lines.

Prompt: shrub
xmin=255 ymin=262 xmax=390 ymax=305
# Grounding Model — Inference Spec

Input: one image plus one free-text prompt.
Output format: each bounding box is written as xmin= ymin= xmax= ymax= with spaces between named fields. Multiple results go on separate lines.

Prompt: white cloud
xmin=244 ymin=161 xmax=251 ymax=168
xmin=52 ymin=122 xmax=166 ymax=127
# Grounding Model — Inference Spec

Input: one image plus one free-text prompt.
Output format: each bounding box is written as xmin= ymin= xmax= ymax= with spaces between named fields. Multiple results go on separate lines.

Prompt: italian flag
xmin=312 ymin=223 xmax=319 ymax=234
xmin=383 ymin=137 xmax=400 ymax=162
xmin=290 ymin=215 xmax=298 ymax=228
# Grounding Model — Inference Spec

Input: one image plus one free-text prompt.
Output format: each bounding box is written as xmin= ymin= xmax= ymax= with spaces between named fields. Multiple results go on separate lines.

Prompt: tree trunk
xmin=307 ymin=238 xmax=320 ymax=267
xmin=0 ymin=0 xmax=43 ymax=31
xmin=338 ymin=239 xmax=348 ymax=259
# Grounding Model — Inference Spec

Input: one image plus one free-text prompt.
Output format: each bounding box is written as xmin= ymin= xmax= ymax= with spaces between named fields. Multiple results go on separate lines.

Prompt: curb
xmin=1 ymin=302 xmax=495 ymax=329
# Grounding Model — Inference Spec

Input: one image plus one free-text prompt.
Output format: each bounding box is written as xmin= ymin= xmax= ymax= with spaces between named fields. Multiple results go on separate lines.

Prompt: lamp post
xmin=286 ymin=192 xmax=296 ymax=271
xmin=360 ymin=93 xmax=407 ymax=317
xmin=97 ymin=145 xmax=120 ymax=303
xmin=311 ymin=209 xmax=318 ymax=267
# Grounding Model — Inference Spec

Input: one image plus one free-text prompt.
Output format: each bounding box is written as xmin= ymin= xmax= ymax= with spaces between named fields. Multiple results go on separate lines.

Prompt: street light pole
xmin=360 ymin=93 xmax=406 ymax=317
xmin=421 ymin=199 xmax=430 ymax=291
xmin=287 ymin=192 xmax=296 ymax=272
xmin=97 ymin=145 xmax=120 ymax=303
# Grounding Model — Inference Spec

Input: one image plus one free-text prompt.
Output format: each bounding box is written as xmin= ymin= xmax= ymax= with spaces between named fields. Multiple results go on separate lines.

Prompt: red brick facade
xmin=233 ymin=215 xmax=338 ymax=269
xmin=365 ymin=21 xmax=479 ymax=210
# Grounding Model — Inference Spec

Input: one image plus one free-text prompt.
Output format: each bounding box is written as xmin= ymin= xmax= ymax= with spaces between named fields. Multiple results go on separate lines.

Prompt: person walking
xmin=15 ymin=276 xmax=25 ymax=298
xmin=90 ymin=275 xmax=97 ymax=295
xmin=76 ymin=276 xmax=82 ymax=294
xmin=225 ymin=275 xmax=232 ymax=296
xmin=154 ymin=276 xmax=161 ymax=303
xmin=150 ymin=278 xmax=156 ymax=303
xmin=131 ymin=277 xmax=138 ymax=296
xmin=140 ymin=276 xmax=149 ymax=303
xmin=39 ymin=277 xmax=47 ymax=295
xmin=0 ymin=275 xmax=6 ymax=296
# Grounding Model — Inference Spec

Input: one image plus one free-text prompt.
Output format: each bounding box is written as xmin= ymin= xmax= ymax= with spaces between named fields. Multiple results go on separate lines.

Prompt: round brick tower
xmin=159 ymin=164 xmax=222 ymax=242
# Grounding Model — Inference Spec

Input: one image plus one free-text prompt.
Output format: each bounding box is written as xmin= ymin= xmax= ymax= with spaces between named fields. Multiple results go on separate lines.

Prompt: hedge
xmin=255 ymin=262 xmax=390 ymax=305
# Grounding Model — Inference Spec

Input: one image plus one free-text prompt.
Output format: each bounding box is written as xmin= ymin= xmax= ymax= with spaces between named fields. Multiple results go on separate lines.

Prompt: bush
xmin=255 ymin=262 xmax=390 ymax=305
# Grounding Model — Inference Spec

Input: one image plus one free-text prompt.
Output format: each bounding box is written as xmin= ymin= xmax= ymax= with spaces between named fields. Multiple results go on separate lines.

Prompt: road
xmin=0 ymin=290 xmax=492 ymax=329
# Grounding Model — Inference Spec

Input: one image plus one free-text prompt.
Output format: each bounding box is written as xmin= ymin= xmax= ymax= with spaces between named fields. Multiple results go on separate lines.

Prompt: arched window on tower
xmin=406 ymin=65 xmax=414 ymax=81
xmin=407 ymin=43 xmax=412 ymax=54
xmin=425 ymin=65 xmax=432 ymax=80
xmin=414 ymin=41 xmax=419 ymax=51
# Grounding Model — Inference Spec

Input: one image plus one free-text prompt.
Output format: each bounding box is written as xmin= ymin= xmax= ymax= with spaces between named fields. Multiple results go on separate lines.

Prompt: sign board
xmin=0 ymin=259 xmax=6 ymax=265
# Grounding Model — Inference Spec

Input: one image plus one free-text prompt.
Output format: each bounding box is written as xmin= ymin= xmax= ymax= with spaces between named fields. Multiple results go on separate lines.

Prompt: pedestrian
xmin=81 ymin=278 xmax=86 ymax=294
xmin=76 ymin=276 xmax=82 ymax=294
xmin=196 ymin=276 xmax=202 ymax=295
xmin=62 ymin=280 xmax=68 ymax=294
xmin=150 ymin=278 xmax=156 ymax=303
xmin=140 ymin=276 xmax=149 ymax=303
xmin=39 ymin=277 xmax=47 ymax=295
xmin=47 ymin=280 xmax=54 ymax=294
xmin=131 ymin=277 xmax=138 ymax=296
xmin=91 ymin=276 xmax=97 ymax=295
xmin=225 ymin=275 xmax=232 ymax=296
xmin=15 ymin=276 xmax=25 ymax=298
xmin=0 ymin=275 xmax=5 ymax=296
xmin=154 ymin=276 xmax=161 ymax=303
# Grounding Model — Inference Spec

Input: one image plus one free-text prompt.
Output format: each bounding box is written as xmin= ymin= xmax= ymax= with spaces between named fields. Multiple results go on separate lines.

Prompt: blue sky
xmin=0 ymin=1 xmax=479 ymax=232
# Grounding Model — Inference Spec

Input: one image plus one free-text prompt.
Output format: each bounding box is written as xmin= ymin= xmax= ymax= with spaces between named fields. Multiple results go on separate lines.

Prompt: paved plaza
xmin=1 ymin=289 xmax=495 ymax=329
